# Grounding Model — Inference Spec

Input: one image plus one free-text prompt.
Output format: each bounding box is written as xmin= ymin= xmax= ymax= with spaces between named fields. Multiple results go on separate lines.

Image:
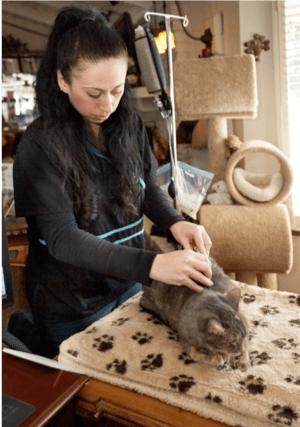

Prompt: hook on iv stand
xmin=144 ymin=12 xmax=189 ymax=209
xmin=144 ymin=12 xmax=189 ymax=27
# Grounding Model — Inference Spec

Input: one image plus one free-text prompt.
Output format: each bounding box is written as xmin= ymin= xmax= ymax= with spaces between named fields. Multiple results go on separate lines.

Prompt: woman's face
xmin=57 ymin=56 xmax=127 ymax=128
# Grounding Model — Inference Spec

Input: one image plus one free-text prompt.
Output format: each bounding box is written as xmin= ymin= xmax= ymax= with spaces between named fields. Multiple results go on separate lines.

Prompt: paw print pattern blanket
xmin=58 ymin=283 xmax=300 ymax=427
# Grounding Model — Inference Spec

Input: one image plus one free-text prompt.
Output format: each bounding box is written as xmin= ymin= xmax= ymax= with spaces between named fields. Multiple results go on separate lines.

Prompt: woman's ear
xmin=57 ymin=70 xmax=69 ymax=93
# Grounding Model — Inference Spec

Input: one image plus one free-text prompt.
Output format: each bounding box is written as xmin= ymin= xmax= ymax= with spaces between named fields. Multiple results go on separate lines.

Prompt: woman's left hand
xmin=169 ymin=221 xmax=212 ymax=257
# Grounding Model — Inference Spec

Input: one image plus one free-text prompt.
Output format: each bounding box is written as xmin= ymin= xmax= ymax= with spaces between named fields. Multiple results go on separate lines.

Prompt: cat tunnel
xmin=225 ymin=139 xmax=294 ymax=206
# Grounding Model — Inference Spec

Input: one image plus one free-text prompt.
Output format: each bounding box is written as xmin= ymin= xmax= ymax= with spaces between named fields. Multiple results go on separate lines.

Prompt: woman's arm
xmin=36 ymin=211 xmax=212 ymax=292
xmin=138 ymin=117 xmax=213 ymax=290
xmin=35 ymin=211 xmax=157 ymax=286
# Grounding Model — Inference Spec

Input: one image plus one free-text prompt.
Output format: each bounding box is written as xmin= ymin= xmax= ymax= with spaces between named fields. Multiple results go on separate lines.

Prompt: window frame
xmin=272 ymin=0 xmax=300 ymax=231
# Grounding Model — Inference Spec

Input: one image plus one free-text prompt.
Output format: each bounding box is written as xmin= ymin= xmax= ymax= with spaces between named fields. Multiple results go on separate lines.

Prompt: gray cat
xmin=140 ymin=257 xmax=250 ymax=371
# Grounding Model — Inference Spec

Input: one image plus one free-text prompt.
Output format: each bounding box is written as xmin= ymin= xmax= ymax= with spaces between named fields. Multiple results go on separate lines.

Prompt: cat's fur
xmin=140 ymin=257 xmax=250 ymax=371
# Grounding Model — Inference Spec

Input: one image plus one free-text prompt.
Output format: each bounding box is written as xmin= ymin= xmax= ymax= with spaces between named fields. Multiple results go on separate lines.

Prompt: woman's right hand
xmin=149 ymin=249 xmax=213 ymax=292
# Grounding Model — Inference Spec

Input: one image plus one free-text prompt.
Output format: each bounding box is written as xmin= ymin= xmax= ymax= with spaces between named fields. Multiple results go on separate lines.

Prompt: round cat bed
xmin=225 ymin=140 xmax=293 ymax=206
xmin=233 ymin=168 xmax=284 ymax=202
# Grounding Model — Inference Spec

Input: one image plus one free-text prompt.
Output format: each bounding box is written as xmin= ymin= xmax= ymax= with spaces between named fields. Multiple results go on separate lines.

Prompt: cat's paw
xmin=237 ymin=354 xmax=251 ymax=371
xmin=188 ymin=346 xmax=224 ymax=367
xmin=238 ymin=360 xmax=251 ymax=371
xmin=188 ymin=346 xmax=205 ymax=362
xmin=210 ymin=353 xmax=225 ymax=368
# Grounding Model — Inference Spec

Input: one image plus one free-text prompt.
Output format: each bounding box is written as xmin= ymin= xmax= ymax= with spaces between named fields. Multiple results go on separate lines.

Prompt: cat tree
xmin=173 ymin=55 xmax=293 ymax=289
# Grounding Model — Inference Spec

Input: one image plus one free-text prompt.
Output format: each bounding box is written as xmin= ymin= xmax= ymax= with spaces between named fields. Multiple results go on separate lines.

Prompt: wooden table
xmin=2 ymin=216 xmax=31 ymax=326
xmin=2 ymin=351 xmax=89 ymax=427
xmin=75 ymin=377 xmax=229 ymax=427
xmin=5 ymin=216 xmax=29 ymax=267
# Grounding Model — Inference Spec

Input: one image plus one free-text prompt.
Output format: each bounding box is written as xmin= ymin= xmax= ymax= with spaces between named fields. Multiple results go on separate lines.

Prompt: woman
xmin=11 ymin=7 xmax=212 ymax=358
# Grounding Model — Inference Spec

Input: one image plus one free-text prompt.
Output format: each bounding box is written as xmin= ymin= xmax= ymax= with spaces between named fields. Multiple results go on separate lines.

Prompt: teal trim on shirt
xmin=39 ymin=216 xmax=144 ymax=246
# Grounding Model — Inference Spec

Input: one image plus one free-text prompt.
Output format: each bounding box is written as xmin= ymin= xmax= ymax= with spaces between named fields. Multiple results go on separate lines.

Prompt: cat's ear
xmin=207 ymin=319 xmax=225 ymax=335
xmin=226 ymin=287 xmax=241 ymax=308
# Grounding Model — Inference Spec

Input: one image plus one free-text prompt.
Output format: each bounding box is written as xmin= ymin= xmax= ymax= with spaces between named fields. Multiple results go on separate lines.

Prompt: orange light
xmin=154 ymin=30 xmax=175 ymax=54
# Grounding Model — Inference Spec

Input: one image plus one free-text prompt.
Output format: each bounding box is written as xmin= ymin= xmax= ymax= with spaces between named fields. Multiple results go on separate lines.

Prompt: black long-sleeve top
xmin=13 ymin=114 xmax=183 ymax=321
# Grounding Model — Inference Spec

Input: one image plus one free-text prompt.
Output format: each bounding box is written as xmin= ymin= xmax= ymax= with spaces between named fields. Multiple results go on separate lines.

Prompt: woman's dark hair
xmin=35 ymin=6 xmax=143 ymax=226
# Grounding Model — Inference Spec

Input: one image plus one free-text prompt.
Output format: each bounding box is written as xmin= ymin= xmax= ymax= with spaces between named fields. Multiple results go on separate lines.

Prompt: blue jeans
xmin=35 ymin=283 xmax=142 ymax=357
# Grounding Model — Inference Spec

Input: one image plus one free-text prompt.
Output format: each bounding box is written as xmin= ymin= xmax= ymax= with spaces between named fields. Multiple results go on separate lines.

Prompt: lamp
xmin=154 ymin=22 xmax=175 ymax=54
xmin=152 ymin=1 xmax=175 ymax=54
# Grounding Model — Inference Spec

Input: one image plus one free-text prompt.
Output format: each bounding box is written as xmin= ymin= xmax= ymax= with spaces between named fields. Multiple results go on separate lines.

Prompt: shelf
xmin=131 ymin=86 xmax=157 ymax=112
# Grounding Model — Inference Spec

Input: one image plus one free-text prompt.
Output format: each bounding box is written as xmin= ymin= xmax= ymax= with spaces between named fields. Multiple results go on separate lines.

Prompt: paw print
xmin=268 ymin=405 xmax=298 ymax=426
xmin=272 ymin=338 xmax=298 ymax=350
xmin=118 ymin=301 xmax=133 ymax=310
xmin=260 ymin=305 xmax=280 ymax=315
xmin=250 ymin=350 xmax=272 ymax=366
xmin=239 ymin=375 xmax=267 ymax=395
xmin=252 ymin=319 xmax=269 ymax=328
xmin=205 ymin=393 xmax=223 ymax=403
xmin=289 ymin=319 xmax=300 ymax=327
xmin=67 ymin=349 xmax=79 ymax=357
xmin=141 ymin=353 xmax=163 ymax=371
xmin=292 ymin=353 xmax=300 ymax=364
xmin=248 ymin=330 xmax=257 ymax=342
xmin=106 ymin=359 xmax=127 ymax=375
xmin=111 ymin=317 xmax=130 ymax=327
xmin=288 ymin=295 xmax=300 ymax=307
xmin=242 ymin=293 xmax=256 ymax=304
xmin=169 ymin=375 xmax=196 ymax=394
xmin=127 ymin=293 xmax=141 ymax=303
xmin=178 ymin=352 xmax=196 ymax=365
xmin=285 ymin=375 xmax=300 ymax=386
xmin=167 ymin=330 xmax=179 ymax=342
xmin=86 ymin=326 xmax=98 ymax=334
xmin=131 ymin=332 xmax=153 ymax=345
xmin=146 ymin=315 xmax=164 ymax=326
xmin=93 ymin=334 xmax=114 ymax=352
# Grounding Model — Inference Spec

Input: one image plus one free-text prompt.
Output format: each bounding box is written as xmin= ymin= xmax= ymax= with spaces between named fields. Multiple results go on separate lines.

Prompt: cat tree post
xmin=207 ymin=117 xmax=228 ymax=182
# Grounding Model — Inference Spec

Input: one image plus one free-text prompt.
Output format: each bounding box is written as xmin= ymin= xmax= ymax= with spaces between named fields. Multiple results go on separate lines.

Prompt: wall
xmin=239 ymin=1 xmax=280 ymax=176
xmin=278 ymin=236 xmax=300 ymax=294
xmin=2 ymin=1 xmax=54 ymax=51
xmin=170 ymin=1 xmax=241 ymax=59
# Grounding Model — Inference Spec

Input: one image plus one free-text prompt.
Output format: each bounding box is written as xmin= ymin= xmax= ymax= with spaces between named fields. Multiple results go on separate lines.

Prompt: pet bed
xmin=225 ymin=140 xmax=293 ymax=206
xmin=59 ymin=283 xmax=300 ymax=427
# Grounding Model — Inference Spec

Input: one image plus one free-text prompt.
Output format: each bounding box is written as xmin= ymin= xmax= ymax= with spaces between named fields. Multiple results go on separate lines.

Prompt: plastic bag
xmin=157 ymin=161 xmax=214 ymax=219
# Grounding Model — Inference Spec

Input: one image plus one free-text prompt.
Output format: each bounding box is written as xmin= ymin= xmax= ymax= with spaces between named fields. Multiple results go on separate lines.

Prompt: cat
xmin=140 ymin=257 xmax=250 ymax=371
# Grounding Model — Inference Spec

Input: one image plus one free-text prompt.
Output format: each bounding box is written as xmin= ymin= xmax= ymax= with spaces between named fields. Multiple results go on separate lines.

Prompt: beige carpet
xmin=59 ymin=283 xmax=300 ymax=427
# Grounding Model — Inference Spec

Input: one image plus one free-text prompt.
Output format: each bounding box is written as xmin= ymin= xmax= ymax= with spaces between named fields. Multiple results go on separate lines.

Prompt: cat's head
xmin=200 ymin=287 xmax=248 ymax=358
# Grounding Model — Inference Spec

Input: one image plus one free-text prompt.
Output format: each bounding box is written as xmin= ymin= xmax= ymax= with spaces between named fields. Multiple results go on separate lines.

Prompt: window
xmin=275 ymin=0 xmax=300 ymax=228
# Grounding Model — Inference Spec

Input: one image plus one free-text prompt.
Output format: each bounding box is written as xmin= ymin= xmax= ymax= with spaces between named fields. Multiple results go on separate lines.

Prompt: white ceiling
xmin=2 ymin=1 xmax=159 ymax=42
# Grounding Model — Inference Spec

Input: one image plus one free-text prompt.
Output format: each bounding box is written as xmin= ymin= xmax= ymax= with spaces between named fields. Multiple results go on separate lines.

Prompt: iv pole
xmin=144 ymin=12 xmax=189 ymax=209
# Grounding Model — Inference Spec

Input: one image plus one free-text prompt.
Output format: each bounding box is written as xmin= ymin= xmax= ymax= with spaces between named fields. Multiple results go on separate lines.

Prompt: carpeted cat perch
xmin=174 ymin=55 xmax=258 ymax=183
xmin=173 ymin=55 xmax=293 ymax=289
xmin=199 ymin=204 xmax=293 ymax=289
